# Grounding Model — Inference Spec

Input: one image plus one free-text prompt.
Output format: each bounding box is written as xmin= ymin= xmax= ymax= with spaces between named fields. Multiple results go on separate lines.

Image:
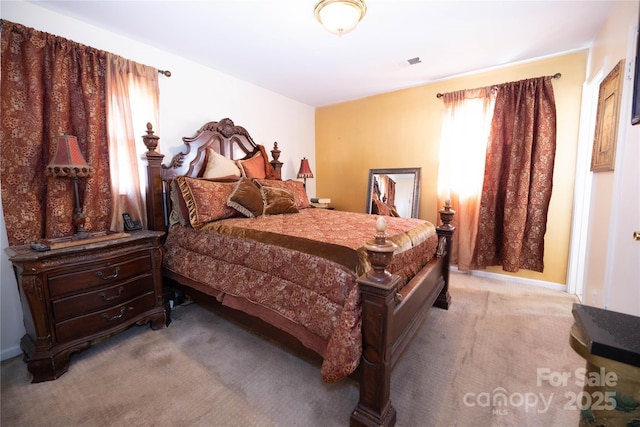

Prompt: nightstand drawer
xmin=52 ymin=275 xmax=154 ymax=321
xmin=48 ymin=254 xmax=153 ymax=298
xmin=55 ymin=293 xmax=156 ymax=342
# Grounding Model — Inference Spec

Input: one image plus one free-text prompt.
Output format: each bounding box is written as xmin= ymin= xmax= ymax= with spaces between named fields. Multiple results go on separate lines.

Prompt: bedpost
xmin=270 ymin=142 xmax=283 ymax=180
xmin=351 ymin=217 xmax=399 ymax=427
xmin=434 ymin=199 xmax=455 ymax=309
xmin=142 ymin=123 xmax=166 ymax=232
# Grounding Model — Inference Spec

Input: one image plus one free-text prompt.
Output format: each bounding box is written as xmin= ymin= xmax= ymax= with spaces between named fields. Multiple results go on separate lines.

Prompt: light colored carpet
xmin=1 ymin=272 xmax=584 ymax=427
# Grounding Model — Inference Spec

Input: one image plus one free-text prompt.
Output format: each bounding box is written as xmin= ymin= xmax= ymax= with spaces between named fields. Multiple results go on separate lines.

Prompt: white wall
xmin=0 ymin=1 xmax=316 ymax=360
xmin=581 ymin=0 xmax=640 ymax=316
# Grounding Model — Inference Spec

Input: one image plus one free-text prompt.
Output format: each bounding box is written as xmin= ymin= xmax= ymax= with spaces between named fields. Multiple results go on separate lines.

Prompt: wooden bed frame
xmin=141 ymin=118 xmax=454 ymax=427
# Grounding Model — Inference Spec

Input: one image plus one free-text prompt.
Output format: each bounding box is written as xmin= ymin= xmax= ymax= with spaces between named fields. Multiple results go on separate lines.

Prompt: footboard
xmin=351 ymin=206 xmax=455 ymax=427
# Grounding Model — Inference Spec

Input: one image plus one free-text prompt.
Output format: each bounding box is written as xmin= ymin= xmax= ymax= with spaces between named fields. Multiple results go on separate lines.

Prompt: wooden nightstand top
xmin=5 ymin=230 xmax=165 ymax=262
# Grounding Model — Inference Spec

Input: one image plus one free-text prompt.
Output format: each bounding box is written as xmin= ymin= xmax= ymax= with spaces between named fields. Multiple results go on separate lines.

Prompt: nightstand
xmin=310 ymin=202 xmax=334 ymax=210
xmin=5 ymin=230 xmax=167 ymax=382
xmin=310 ymin=198 xmax=332 ymax=210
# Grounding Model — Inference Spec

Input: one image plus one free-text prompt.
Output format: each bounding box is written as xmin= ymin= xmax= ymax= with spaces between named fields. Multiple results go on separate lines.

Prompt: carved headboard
xmin=142 ymin=118 xmax=283 ymax=231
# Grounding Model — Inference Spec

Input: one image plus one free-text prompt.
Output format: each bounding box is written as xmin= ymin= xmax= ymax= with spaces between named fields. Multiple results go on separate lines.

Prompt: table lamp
xmin=297 ymin=157 xmax=314 ymax=191
xmin=46 ymin=134 xmax=94 ymax=239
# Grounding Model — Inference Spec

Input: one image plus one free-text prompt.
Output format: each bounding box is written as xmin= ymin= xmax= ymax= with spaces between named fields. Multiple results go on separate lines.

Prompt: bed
xmin=141 ymin=118 xmax=455 ymax=427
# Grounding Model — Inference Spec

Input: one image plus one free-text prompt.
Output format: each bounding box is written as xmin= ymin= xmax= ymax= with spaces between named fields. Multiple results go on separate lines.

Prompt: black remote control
xmin=30 ymin=242 xmax=51 ymax=252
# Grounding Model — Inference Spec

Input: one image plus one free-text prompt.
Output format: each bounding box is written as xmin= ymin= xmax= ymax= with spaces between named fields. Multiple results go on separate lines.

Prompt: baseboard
xmin=451 ymin=267 xmax=568 ymax=292
xmin=1 ymin=345 xmax=22 ymax=362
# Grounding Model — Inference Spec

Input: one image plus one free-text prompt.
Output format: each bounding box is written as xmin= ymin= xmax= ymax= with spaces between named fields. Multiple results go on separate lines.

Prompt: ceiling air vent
xmin=407 ymin=57 xmax=421 ymax=65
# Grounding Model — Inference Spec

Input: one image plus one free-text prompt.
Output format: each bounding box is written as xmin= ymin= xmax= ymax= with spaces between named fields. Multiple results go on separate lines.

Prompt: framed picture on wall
xmin=591 ymin=60 xmax=624 ymax=172
xmin=632 ymin=13 xmax=639 ymax=125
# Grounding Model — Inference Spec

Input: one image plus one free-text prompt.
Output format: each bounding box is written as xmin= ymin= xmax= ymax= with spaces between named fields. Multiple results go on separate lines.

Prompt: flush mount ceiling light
xmin=314 ymin=0 xmax=367 ymax=36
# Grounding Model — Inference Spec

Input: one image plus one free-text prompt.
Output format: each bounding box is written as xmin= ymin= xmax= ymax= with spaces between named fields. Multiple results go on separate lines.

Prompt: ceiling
xmin=29 ymin=0 xmax=614 ymax=107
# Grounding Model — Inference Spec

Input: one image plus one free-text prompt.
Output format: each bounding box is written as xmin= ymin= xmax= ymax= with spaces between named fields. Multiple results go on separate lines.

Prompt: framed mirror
xmin=366 ymin=168 xmax=421 ymax=218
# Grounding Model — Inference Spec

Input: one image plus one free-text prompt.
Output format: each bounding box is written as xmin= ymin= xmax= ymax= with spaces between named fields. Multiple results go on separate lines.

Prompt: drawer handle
xmin=96 ymin=266 xmax=121 ymax=280
xmin=99 ymin=286 xmax=124 ymax=301
xmin=101 ymin=307 xmax=126 ymax=322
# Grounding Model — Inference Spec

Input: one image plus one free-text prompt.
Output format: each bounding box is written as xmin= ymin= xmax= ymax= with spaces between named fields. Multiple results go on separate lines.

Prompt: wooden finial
xmin=271 ymin=141 xmax=281 ymax=162
xmin=269 ymin=142 xmax=283 ymax=179
xmin=143 ymin=122 xmax=159 ymax=153
xmin=364 ymin=217 xmax=397 ymax=281
xmin=439 ymin=199 xmax=455 ymax=230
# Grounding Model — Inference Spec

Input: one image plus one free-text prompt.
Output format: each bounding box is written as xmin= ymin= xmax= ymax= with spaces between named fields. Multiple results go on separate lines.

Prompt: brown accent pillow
xmin=254 ymin=179 xmax=311 ymax=209
xmin=175 ymin=176 xmax=240 ymax=229
xmin=169 ymin=179 xmax=189 ymax=226
xmin=227 ymin=178 xmax=264 ymax=218
xmin=262 ymin=186 xmax=299 ymax=215
xmin=236 ymin=152 xmax=266 ymax=179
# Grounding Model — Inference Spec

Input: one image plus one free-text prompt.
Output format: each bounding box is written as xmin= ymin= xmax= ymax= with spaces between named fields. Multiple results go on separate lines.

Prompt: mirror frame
xmin=366 ymin=168 xmax=421 ymax=218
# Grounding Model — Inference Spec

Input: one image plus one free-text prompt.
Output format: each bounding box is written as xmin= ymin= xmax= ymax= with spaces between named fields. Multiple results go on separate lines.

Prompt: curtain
xmin=475 ymin=77 xmax=557 ymax=272
xmin=377 ymin=174 xmax=396 ymax=207
xmin=437 ymin=87 xmax=496 ymax=270
xmin=0 ymin=21 xmax=110 ymax=246
xmin=106 ymin=54 xmax=159 ymax=230
xmin=386 ymin=177 xmax=396 ymax=209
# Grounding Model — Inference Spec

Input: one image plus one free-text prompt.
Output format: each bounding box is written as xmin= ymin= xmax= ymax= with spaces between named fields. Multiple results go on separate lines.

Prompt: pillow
xmin=262 ymin=186 xmax=299 ymax=215
xmin=254 ymin=179 xmax=311 ymax=209
xmin=227 ymin=178 xmax=264 ymax=218
xmin=175 ymin=176 xmax=240 ymax=229
xmin=236 ymin=152 xmax=266 ymax=179
xmin=169 ymin=179 xmax=189 ymax=227
xmin=203 ymin=148 xmax=241 ymax=179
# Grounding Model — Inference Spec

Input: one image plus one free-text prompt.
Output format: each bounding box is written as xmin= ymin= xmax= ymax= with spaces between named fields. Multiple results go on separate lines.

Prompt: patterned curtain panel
xmin=0 ymin=21 xmax=111 ymax=246
xmin=475 ymin=77 xmax=557 ymax=272
xmin=386 ymin=177 xmax=396 ymax=209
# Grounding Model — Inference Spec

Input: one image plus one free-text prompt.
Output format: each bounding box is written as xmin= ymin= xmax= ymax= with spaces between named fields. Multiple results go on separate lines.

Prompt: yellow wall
xmin=315 ymin=51 xmax=588 ymax=285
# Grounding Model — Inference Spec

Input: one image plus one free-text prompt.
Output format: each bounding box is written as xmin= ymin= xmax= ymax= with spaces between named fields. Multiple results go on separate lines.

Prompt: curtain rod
xmin=436 ymin=72 xmax=561 ymax=98
xmin=158 ymin=69 xmax=172 ymax=77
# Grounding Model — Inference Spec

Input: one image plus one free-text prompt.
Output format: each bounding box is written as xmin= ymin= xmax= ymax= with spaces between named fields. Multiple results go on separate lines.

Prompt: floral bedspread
xmin=163 ymin=208 xmax=438 ymax=382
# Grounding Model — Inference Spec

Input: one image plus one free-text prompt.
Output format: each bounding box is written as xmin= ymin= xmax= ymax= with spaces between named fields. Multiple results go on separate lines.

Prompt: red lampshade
xmin=46 ymin=134 xmax=94 ymax=178
xmin=297 ymin=158 xmax=314 ymax=179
